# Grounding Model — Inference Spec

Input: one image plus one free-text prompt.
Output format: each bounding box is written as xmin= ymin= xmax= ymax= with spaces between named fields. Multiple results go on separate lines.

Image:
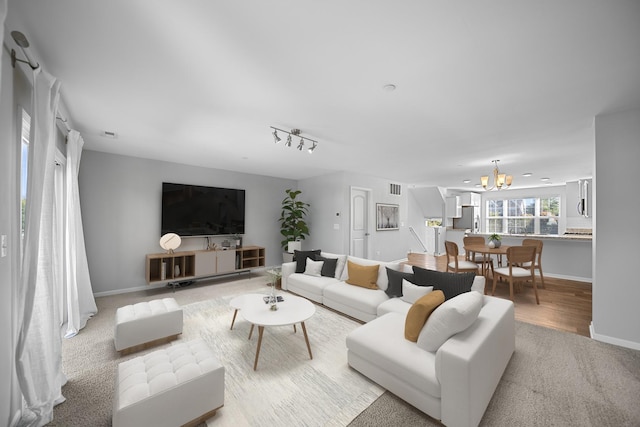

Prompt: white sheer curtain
xmin=62 ymin=130 xmax=97 ymax=337
xmin=16 ymin=68 xmax=66 ymax=427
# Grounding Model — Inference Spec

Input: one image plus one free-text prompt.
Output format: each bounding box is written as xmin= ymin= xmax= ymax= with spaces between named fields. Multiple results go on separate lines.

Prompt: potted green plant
xmin=278 ymin=189 xmax=310 ymax=254
xmin=488 ymin=233 xmax=502 ymax=248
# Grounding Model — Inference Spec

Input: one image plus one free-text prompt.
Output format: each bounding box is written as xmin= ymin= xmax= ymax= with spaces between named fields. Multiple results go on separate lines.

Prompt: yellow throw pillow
xmin=404 ymin=290 xmax=445 ymax=342
xmin=345 ymin=261 xmax=380 ymax=289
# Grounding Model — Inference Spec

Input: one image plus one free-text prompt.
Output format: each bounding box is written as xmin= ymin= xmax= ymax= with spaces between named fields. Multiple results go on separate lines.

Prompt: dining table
xmin=463 ymin=243 xmax=512 ymax=278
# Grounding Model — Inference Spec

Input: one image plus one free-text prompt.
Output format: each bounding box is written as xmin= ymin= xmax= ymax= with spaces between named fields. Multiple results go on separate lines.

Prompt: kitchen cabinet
xmin=446 ymin=196 xmax=461 ymax=218
xmin=460 ymin=192 xmax=481 ymax=206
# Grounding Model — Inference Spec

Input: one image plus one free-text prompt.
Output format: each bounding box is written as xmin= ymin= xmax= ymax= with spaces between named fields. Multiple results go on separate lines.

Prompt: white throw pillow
xmin=304 ymin=259 xmax=324 ymax=277
xmin=417 ymin=291 xmax=483 ymax=352
xmin=401 ymin=279 xmax=433 ymax=304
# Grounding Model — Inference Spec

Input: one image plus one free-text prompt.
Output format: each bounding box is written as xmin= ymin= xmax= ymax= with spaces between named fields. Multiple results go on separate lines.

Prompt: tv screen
xmin=161 ymin=182 xmax=245 ymax=236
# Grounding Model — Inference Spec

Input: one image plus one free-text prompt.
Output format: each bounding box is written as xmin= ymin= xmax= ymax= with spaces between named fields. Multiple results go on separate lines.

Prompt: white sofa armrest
xmin=435 ymin=296 xmax=515 ymax=427
xmin=471 ymin=275 xmax=485 ymax=293
xmin=281 ymin=261 xmax=296 ymax=290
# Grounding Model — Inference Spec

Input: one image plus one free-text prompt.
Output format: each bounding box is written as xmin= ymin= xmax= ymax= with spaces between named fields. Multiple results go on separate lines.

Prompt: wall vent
xmin=389 ymin=183 xmax=402 ymax=196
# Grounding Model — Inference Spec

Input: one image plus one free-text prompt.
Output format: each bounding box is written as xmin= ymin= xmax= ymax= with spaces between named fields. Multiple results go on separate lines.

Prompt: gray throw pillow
xmin=385 ymin=267 xmax=414 ymax=298
xmin=294 ymin=250 xmax=321 ymax=273
xmin=412 ymin=266 xmax=475 ymax=300
xmin=314 ymin=255 xmax=338 ymax=278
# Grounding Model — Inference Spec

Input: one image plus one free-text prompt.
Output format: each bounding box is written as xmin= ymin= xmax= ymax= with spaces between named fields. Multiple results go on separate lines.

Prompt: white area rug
xmin=179 ymin=293 xmax=384 ymax=426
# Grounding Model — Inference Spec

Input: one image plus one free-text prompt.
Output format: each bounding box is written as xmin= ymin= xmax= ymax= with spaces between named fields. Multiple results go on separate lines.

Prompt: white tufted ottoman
xmin=114 ymin=298 xmax=183 ymax=354
xmin=113 ymin=339 xmax=225 ymax=427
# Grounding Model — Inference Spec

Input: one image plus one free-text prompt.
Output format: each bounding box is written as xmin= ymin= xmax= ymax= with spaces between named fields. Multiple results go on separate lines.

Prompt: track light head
xmin=273 ymin=129 xmax=281 ymax=143
xmin=297 ymin=139 xmax=304 ymax=150
xmin=308 ymin=142 xmax=317 ymax=153
xmin=286 ymin=134 xmax=292 ymax=146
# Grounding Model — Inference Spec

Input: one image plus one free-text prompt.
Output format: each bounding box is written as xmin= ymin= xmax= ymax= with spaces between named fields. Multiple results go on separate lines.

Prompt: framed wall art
xmin=376 ymin=203 xmax=399 ymax=231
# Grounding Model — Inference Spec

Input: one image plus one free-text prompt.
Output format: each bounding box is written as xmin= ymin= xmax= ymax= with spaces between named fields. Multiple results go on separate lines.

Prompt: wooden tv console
xmin=145 ymin=246 xmax=265 ymax=284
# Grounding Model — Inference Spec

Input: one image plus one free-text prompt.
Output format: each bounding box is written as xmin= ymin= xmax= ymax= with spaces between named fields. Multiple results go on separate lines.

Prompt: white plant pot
xmin=287 ymin=241 xmax=302 ymax=253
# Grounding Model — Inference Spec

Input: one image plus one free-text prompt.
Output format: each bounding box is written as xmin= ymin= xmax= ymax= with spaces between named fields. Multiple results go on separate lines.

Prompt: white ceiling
xmin=5 ymin=1 xmax=640 ymax=189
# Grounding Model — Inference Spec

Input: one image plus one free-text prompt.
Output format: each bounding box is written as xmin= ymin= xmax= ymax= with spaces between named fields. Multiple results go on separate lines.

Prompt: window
xmin=486 ymin=196 xmax=560 ymax=235
xmin=20 ymin=108 xmax=31 ymax=246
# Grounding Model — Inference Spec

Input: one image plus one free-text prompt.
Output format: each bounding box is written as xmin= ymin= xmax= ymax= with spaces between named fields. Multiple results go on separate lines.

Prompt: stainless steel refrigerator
xmin=453 ymin=206 xmax=480 ymax=232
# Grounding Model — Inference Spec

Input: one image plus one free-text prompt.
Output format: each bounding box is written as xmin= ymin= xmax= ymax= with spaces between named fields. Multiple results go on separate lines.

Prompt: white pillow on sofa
xmin=416 ymin=291 xmax=483 ymax=352
xmin=304 ymin=259 xmax=324 ymax=277
xmin=401 ymin=279 xmax=433 ymax=304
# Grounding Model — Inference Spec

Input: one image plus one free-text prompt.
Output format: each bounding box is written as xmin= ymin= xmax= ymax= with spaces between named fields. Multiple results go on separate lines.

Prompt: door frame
xmin=349 ymin=186 xmax=372 ymax=258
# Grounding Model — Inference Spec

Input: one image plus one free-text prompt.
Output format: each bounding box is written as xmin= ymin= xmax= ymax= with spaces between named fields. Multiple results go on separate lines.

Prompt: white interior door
xmin=350 ymin=188 xmax=370 ymax=258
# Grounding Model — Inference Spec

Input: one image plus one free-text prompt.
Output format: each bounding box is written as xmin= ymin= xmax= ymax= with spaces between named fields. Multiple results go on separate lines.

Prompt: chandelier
xmin=481 ymin=160 xmax=513 ymax=190
xmin=271 ymin=127 xmax=318 ymax=153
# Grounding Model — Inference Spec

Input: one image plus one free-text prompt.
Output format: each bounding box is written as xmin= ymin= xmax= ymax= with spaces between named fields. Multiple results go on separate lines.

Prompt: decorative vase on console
xmin=488 ymin=233 xmax=502 ymax=248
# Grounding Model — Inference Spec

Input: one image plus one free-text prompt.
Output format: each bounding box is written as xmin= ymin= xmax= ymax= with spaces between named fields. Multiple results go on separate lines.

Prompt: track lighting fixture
xmin=270 ymin=127 xmax=318 ymax=154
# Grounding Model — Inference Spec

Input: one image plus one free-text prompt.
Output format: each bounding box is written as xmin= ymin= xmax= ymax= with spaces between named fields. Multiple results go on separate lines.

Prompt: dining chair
xmin=463 ymin=236 xmax=494 ymax=277
xmin=492 ymin=245 xmax=539 ymax=304
xmin=444 ymin=241 xmax=479 ymax=274
xmin=521 ymin=238 xmax=546 ymax=289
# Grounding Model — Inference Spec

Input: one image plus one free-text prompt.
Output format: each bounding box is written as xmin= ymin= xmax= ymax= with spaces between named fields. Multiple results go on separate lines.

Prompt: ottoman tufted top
xmin=116 ymin=339 xmax=220 ymax=409
xmin=116 ymin=298 xmax=180 ymax=324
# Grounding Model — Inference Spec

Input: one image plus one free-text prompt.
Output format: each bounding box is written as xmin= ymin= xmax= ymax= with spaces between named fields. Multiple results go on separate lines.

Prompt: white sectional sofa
xmin=281 ymin=251 xmax=485 ymax=322
xmin=281 ymin=251 xmax=515 ymax=427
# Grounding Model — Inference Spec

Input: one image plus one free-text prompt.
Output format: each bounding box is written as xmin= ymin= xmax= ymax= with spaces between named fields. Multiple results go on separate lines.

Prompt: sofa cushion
xmin=417 ymin=291 xmax=483 ymax=352
xmin=294 ymin=249 xmax=321 ymax=273
xmin=315 ymin=255 xmax=338 ymax=278
xmin=404 ymin=291 xmax=445 ymax=342
xmin=346 ymin=312 xmax=441 ymax=398
xmin=286 ymin=273 xmax=340 ymax=298
xmin=340 ymin=256 xmax=400 ymax=291
xmin=401 ymin=280 xmax=434 ymax=304
xmin=412 ymin=266 xmax=475 ymax=300
xmin=385 ymin=268 xmax=414 ymax=297
xmin=304 ymin=258 xmax=324 ymax=277
xmin=320 ymin=252 xmax=348 ymax=279
xmin=323 ymin=281 xmax=389 ymax=318
xmin=346 ymin=261 xmax=379 ymax=289
xmin=376 ymin=297 xmax=411 ymax=317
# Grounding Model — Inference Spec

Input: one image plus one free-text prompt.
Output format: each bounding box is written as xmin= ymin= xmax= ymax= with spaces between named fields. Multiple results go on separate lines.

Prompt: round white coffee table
xmin=240 ymin=294 xmax=316 ymax=370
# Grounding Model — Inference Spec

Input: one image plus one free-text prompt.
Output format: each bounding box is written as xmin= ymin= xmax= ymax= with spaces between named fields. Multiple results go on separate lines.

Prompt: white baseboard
xmin=93 ymin=270 xmax=255 ymax=297
xmin=590 ymin=322 xmax=640 ymax=350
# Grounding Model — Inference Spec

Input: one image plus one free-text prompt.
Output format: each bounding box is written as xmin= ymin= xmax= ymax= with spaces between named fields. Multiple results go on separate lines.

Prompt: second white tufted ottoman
xmin=113 ymin=339 xmax=225 ymax=427
xmin=114 ymin=298 xmax=183 ymax=354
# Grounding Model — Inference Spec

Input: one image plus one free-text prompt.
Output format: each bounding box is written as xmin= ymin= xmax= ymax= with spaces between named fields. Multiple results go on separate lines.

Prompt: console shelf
xmin=145 ymin=246 xmax=265 ymax=284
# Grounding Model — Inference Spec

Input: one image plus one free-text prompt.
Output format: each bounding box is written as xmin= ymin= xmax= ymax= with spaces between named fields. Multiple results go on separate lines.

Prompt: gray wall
xmin=79 ymin=150 xmax=296 ymax=294
xmin=299 ymin=171 xmax=411 ymax=262
xmin=593 ymin=107 xmax=640 ymax=349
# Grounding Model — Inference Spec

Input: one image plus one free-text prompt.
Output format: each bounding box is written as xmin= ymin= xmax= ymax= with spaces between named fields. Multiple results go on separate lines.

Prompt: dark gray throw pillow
xmin=385 ymin=267 xmax=414 ymax=298
xmin=412 ymin=266 xmax=475 ymax=300
xmin=314 ymin=255 xmax=338 ymax=278
xmin=294 ymin=249 xmax=321 ymax=273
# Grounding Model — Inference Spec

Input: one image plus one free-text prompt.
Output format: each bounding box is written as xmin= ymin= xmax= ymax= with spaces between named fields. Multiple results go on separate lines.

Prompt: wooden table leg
xmin=253 ymin=326 xmax=264 ymax=371
xmin=230 ymin=309 xmax=238 ymax=330
xmin=293 ymin=324 xmax=297 ymax=333
xmin=300 ymin=322 xmax=313 ymax=360
xmin=248 ymin=324 xmax=254 ymax=340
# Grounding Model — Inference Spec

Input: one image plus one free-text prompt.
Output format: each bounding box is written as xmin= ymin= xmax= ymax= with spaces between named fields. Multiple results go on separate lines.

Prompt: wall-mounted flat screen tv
xmin=161 ymin=182 xmax=245 ymax=236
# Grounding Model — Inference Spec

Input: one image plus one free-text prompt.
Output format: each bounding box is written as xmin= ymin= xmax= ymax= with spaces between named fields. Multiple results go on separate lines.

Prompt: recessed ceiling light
xmin=541 ymin=177 xmax=550 ymax=181
xmin=522 ymin=173 xmax=532 ymax=177
xmin=383 ymin=84 xmax=396 ymax=91
xmin=463 ymin=179 xmax=471 ymax=184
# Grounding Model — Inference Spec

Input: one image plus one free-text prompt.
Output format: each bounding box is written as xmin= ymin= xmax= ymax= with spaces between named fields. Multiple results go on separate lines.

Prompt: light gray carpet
xmin=49 ymin=276 xmax=383 ymax=427
xmin=349 ymin=321 xmax=640 ymax=427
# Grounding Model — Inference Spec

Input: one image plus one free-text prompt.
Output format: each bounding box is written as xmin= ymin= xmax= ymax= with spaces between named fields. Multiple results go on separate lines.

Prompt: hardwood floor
xmin=404 ymin=252 xmax=593 ymax=337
